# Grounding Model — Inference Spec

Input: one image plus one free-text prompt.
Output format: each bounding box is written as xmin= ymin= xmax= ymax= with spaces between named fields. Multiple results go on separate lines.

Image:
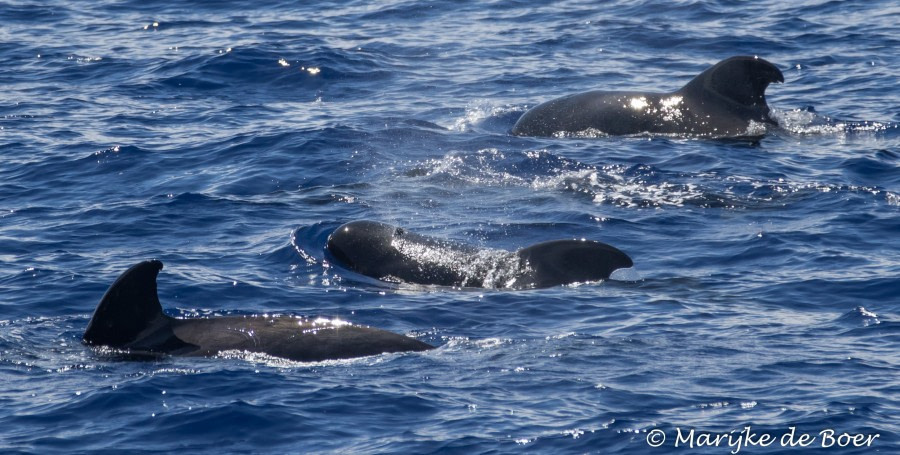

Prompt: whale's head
xmin=326 ymin=220 xmax=407 ymax=278
xmin=327 ymin=220 xmax=479 ymax=286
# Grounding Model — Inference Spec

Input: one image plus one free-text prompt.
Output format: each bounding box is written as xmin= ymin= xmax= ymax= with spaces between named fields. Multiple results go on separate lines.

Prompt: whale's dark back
xmin=83 ymin=259 xmax=434 ymax=361
xmin=511 ymin=55 xmax=784 ymax=137
xmin=328 ymin=221 xmax=633 ymax=289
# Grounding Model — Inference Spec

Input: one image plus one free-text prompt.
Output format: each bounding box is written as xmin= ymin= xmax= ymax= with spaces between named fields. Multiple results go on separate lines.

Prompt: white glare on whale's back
xmin=391 ymin=236 xmax=523 ymax=288
xmin=628 ymin=97 xmax=649 ymax=110
xmin=624 ymin=95 xmax=684 ymax=123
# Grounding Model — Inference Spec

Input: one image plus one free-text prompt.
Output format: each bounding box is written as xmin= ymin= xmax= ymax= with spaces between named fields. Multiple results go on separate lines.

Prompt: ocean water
xmin=1 ymin=0 xmax=898 ymax=453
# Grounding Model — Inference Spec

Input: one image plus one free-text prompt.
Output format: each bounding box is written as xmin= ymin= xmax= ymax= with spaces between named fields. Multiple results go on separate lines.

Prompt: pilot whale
xmin=82 ymin=260 xmax=433 ymax=361
xmin=511 ymin=56 xmax=784 ymax=138
xmin=326 ymin=220 xmax=633 ymax=289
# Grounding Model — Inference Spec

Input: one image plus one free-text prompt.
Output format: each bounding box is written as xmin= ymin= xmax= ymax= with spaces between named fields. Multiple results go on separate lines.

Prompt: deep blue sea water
xmin=1 ymin=1 xmax=899 ymax=453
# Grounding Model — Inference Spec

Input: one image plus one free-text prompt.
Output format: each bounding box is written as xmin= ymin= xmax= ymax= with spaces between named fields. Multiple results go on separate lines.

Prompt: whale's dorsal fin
xmin=83 ymin=260 xmax=167 ymax=348
xmin=680 ymin=56 xmax=784 ymax=108
xmin=517 ymin=240 xmax=633 ymax=288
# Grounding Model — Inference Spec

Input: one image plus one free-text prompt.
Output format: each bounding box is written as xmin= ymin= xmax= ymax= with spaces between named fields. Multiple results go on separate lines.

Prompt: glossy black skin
xmin=327 ymin=221 xmax=483 ymax=286
xmin=83 ymin=260 xmax=432 ymax=361
xmin=511 ymin=56 xmax=784 ymax=138
xmin=326 ymin=220 xmax=633 ymax=289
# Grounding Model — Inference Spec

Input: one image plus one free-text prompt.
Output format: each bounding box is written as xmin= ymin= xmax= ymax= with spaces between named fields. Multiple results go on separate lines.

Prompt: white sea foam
xmin=406 ymin=149 xmax=899 ymax=208
xmin=451 ymin=100 xmax=525 ymax=132
xmin=771 ymin=108 xmax=893 ymax=134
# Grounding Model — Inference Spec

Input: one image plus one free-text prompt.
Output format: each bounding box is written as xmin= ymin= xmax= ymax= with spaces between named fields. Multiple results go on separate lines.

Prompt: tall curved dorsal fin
xmin=83 ymin=260 xmax=166 ymax=348
xmin=517 ymin=240 xmax=633 ymax=288
xmin=680 ymin=56 xmax=784 ymax=107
